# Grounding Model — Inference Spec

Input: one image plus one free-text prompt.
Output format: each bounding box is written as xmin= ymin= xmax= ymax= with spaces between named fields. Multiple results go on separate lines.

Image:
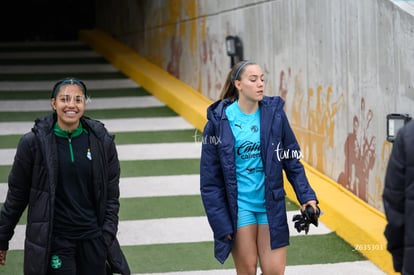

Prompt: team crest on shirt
xmin=50 ymin=255 xmax=62 ymax=269
xmin=251 ymin=125 xmax=258 ymax=133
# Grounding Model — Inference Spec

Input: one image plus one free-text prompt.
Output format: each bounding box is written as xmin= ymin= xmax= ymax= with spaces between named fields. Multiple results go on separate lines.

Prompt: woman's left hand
xmin=301 ymin=200 xmax=318 ymax=213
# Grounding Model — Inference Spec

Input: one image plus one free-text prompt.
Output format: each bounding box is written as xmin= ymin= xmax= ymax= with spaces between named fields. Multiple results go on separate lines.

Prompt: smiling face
xmin=234 ymin=64 xmax=265 ymax=104
xmin=50 ymin=84 xmax=86 ymax=132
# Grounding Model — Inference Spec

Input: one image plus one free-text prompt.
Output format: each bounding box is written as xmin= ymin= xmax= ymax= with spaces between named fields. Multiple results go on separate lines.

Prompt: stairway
xmin=0 ymin=40 xmax=385 ymax=274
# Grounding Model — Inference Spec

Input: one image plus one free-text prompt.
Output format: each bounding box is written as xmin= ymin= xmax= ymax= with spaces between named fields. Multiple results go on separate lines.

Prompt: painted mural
xmin=100 ymin=0 xmax=414 ymax=211
xmin=274 ymin=67 xmax=380 ymax=205
xmin=200 ymin=26 xmax=227 ymax=100
xmin=337 ymin=98 xmax=376 ymax=203
xmin=167 ymin=34 xmax=183 ymax=79
xmin=373 ymin=141 xmax=392 ymax=211
xmin=283 ymin=69 xmax=345 ymax=174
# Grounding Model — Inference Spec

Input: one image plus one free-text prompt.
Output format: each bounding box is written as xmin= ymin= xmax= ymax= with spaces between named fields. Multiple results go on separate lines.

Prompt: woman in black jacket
xmin=383 ymin=120 xmax=414 ymax=275
xmin=0 ymin=78 xmax=130 ymax=275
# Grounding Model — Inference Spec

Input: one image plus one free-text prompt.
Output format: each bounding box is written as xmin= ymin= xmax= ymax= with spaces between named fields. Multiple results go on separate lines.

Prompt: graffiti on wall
xmin=279 ymin=68 xmax=291 ymax=111
xmin=284 ymin=69 xmax=345 ymax=173
xmin=145 ymin=0 xmax=200 ymax=83
xmin=337 ymin=98 xmax=376 ymax=203
xmin=372 ymin=140 xmax=391 ymax=210
xmin=201 ymin=27 xmax=228 ymax=100
xmin=167 ymin=34 xmax=183 ymax=78
xmin=276 ymin=68 xmax=381 ymax=204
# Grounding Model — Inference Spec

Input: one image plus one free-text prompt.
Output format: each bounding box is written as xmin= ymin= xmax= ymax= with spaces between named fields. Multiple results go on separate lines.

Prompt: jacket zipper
xmin=68 ymin=137 xmax=75 ymax=163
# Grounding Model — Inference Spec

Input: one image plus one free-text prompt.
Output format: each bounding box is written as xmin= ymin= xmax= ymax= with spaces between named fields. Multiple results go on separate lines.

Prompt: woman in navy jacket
xmin=200 ymin=61 xmax=318 ymax=274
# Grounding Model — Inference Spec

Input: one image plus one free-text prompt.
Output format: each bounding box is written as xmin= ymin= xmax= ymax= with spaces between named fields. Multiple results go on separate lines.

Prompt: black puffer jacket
xmin=0 ymin=113 xmax=130 ymax=275
xmin=383 ymin=120 xmax=414 ymax=275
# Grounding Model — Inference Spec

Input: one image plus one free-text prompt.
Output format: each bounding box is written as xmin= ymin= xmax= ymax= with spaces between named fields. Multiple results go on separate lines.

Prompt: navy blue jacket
xmin=200 ymin=96 xmax=318 ymax=263
xmin=383 ymin=120 xmax=414 ymax=275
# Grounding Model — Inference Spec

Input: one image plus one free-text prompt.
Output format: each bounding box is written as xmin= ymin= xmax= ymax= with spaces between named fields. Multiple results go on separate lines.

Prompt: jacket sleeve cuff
xmin=102 ymin=231 xmax=115 ymax=248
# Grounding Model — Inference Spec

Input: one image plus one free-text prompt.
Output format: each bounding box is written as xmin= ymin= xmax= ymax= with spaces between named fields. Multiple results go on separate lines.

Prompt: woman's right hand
xmin=0 ymin=250 xmax=7 ymax=265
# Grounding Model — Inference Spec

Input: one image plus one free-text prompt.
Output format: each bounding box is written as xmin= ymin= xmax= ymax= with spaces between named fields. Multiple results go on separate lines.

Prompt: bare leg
xmin=257 ymin=224 xmax=286 ymax=275
xmin=231 ymin=224 xmax=259 ymax=275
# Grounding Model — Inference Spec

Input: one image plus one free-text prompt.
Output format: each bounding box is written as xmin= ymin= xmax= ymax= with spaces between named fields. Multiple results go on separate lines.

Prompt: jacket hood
xmin=206 ymin=96 xmax=285 ymax=122
xmin=32 ymin=113 xmax=56 ymax=135
xmin=206 ymin=98 xmax=232 ymax=122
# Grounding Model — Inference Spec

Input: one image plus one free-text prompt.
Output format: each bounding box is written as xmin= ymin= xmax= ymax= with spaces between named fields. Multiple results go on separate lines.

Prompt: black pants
xmin=47 ymin=236 xmax=107 ymax=275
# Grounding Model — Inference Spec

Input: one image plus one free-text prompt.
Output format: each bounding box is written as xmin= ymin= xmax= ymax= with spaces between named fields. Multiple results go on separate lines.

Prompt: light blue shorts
xmin=237 ymin=208 xmax=268 ymax=228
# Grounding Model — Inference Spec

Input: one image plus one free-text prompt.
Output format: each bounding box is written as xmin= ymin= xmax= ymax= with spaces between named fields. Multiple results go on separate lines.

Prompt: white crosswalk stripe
xmin=8 ymin=213 xmax=332 ymax=250
xmin=0 ymin=117 xmax=195 ymax=135
xmin=1 ymin=175 xmax=202 ymax=202
xmin=136 ymin=261 xmax=386 ymax=275
xmin=0 ymin=142 xmax=201 ymax=165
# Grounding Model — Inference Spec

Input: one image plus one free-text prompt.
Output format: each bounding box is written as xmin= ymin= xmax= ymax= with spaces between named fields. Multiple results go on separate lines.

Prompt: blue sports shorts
xmin=237 ymin=207 xmax=268 ymax=228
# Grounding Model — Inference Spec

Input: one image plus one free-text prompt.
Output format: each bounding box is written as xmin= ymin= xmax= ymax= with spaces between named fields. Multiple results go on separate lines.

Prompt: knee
xmin=260 ymin=266 xmax=285 ymax=275
xmin=236 ymin=264 xmax=257 ymax=275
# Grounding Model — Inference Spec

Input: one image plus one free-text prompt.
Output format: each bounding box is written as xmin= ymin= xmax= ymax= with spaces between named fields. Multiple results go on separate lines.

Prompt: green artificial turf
xmin=114 ymin=129 xmax=197 ymax=144
xmin=0 ymin=159 xmax=201 ymax=183
xmin=0 ymin=111 xmax=49 ymax=122
xmin=287 ymin=233 xmax=365 ymax=264
xmin=84 ymin=106 xmax=178 ymax=119
xmin=0 ymin=166 xmax=11 ymax=182
xmin=0 ymin=135 xmax=21 ymax=148
xmin=120 ymin=159 xmax=201 ymax=177
xmin=122 ymin=242 xmax=236 ymax=273
xmin=119 ymin=195 xmax=206 ymax=220
xmin=0 ymin=234 xmax=366 ymax=274
xmin=0 ymin=250 xmax=25 ymax=274
xmin=118 ymin=196 xmax=300 ymax=221
xmin=0 ymin=106 xmax=177 ymax=122
xmin=87 ymin=87 xmax=150 ymax=98
xmin=0 ymin=130 xmax=197 ymax=149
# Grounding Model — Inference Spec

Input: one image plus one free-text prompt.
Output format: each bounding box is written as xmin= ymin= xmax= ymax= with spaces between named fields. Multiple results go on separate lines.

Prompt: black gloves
xmin=292 ymin=204 xmax=321 ymax=234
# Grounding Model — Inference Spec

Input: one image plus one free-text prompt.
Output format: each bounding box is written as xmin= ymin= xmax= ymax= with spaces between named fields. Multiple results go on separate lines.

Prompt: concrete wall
xmin=95 ymin=0 xmax=414 ymax=212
